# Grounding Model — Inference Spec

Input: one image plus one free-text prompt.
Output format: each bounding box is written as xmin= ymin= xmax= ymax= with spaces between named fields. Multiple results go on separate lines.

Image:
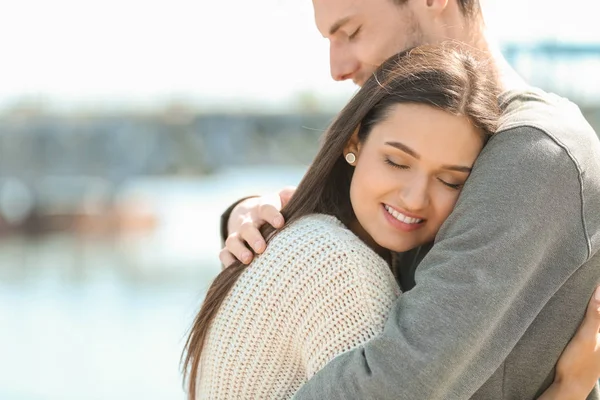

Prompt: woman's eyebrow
xmin=385 ymin=141 xmax=419 ymax=159
xmin=440 ymin=165 xmax=472 ymax=173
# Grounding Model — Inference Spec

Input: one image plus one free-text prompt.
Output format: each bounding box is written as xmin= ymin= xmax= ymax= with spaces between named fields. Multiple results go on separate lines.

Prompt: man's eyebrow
xmin=329 ymin=16 xmax=351 ymax=36
xmin=385 ymin=141 xmax=472 ymax=173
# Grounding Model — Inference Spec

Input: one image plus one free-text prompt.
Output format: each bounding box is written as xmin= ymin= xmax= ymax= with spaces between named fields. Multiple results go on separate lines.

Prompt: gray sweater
xmin=293 ymin=89 xmax=600 ymax=400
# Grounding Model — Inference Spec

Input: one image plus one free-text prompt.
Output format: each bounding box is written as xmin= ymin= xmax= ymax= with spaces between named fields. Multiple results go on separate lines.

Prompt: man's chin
xmin=354 ymin=72 xmax=375 ymax=87
xmin=353 ymin=77 xmax=366 ymax=87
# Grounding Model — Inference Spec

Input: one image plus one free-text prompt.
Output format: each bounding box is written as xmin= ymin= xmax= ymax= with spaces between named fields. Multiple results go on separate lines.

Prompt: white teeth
xmin=385 ymin=205 xmax=423 ymax=224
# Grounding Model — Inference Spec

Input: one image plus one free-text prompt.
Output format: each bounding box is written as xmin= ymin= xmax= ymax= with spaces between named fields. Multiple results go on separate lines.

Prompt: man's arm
xmin=293 ymin=126 xmax=599 ymax=399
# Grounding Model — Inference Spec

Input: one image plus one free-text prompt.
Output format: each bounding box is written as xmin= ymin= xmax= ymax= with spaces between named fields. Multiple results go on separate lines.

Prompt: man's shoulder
xmin=491 ymin=87 xmax=600 ymax=183
xmin=497 ymin=87 xmax=599 ymax=156
xmin=490 ymin=87 xmax=600 ymax=255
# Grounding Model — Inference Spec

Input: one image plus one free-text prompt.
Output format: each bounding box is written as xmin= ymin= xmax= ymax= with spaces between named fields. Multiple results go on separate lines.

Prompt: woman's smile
xmin=382 ymin=204 xmax=425 ymax=232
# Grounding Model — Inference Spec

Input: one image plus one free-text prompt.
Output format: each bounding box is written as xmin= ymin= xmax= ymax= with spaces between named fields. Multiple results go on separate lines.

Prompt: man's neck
xmin=469 ymin=25 xmax=530 ymax=93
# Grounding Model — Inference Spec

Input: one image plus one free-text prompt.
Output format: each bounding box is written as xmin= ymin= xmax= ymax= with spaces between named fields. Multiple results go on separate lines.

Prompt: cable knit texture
xmin=197 ymin=214 xmax=400 ymax=399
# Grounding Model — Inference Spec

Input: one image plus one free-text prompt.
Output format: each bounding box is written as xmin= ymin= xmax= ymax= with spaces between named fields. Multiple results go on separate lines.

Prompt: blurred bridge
xmin=502 ymin=41 xmax=600 ymax=106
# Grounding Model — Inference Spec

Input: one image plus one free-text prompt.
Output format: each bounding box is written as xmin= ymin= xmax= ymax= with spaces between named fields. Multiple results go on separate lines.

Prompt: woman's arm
xmin=538 ymin=384 xmax=588 ymax=400
xmin=538 ymin=287 xmax=600 ymax=399
xmin=296 ymin=245 xmax=400 ymax=379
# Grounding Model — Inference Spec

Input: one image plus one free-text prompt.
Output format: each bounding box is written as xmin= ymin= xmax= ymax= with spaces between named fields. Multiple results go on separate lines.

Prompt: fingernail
xmin=273 ymin=216 xmax=284 ymax=227
xmin=254 ymin=240 xmax=264 ymax=252
xmin=242 ymin=251 xmax=252 ymax=263
xmin=595 ymin=286 xmax=600 ymax=301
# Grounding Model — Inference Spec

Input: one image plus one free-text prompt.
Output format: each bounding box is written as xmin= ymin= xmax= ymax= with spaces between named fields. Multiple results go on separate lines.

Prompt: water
xmin=0 ymin=167 xmax=306 ymax=400
xmin=0 ymin=278 xmax=195 ymax=400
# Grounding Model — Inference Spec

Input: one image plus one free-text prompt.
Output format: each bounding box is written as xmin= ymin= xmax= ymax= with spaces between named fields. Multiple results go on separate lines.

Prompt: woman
xmin=182 ymin=45 xmax=599 ymax=399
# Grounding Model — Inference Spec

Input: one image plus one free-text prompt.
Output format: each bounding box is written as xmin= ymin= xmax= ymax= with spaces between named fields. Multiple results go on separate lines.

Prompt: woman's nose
xmin=399 ymin=178 xmax=430 ymax=211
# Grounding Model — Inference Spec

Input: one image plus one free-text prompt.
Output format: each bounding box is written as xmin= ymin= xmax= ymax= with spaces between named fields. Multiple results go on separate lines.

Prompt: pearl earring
xmin=345 ymin=152 xmax=356 ymax=165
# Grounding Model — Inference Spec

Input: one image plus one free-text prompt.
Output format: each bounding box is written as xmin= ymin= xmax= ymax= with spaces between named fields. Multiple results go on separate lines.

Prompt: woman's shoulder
xmin=259 ymin=213 xmax=392 ymax=281
xmin=277 ymin=213 xmax=347 ymax=237
xmin=271 ymin=214 xmax=374 ymax=257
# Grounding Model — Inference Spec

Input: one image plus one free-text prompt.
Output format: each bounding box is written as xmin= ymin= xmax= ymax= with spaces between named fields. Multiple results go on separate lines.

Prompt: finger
xmin=225 ymin=233 xmax=254 ymax=264
xmin=219 ymin=249 xmax=237 ymax=270
xmin=257 ymin=203 xmax=285 ymax=229
xmin=586 ymin=286 xmax=600 ymax=331
xmin=587 ymin=286 xmax=600 ymax=320
xmin=237 ymin=221 xmax=267 ymax=254
xmin=279 ymin=186 xmax=297 ymax=208
xmin=578 ymin=286 xmax=600 ymax=338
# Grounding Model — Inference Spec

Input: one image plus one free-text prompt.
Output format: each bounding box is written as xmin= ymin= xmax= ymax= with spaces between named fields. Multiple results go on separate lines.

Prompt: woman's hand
xmin=539 ymin=286 xmax=600 ymax=399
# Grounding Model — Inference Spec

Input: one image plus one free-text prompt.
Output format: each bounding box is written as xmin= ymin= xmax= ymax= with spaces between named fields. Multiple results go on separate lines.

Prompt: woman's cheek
xmin=436 ymin=189 xmax=462 ymax=221
xmin=364 ymin=162 xmax=393 ymax=197
xmin=354 ymin=154 xmax=395 ymax=205
xmin=349 ymin=164 xmax=371 ymax=212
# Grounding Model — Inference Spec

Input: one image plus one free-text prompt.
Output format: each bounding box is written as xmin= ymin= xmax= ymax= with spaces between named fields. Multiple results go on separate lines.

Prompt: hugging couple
xmin=183 ymin=0 xmax=600 ymax=399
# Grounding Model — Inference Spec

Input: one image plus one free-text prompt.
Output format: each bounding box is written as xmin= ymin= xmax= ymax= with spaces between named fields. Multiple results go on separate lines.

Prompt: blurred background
xmin=0 ymin=0 xmax=598 ymax=399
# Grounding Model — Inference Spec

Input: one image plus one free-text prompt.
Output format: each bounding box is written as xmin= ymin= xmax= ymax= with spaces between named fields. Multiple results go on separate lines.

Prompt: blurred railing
xmin=0 ymin=42 xmax=599 ymax=238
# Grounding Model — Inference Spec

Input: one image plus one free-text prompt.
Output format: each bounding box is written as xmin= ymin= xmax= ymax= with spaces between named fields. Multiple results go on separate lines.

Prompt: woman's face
xmin=346 ymin=102 xmax=484 ymax=253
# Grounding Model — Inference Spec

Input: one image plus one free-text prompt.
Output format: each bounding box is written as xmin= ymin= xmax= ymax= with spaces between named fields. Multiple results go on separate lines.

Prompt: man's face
xmin=313 ymin=0 xmax=427 ymax=86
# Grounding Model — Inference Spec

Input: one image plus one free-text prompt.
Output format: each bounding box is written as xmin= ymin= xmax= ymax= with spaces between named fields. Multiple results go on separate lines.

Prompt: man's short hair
xmin=393 ymin=0 xmax=480 ymax=19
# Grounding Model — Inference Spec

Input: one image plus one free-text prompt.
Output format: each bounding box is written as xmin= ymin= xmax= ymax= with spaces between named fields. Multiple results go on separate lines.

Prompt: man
xmin=219 ymin=0 xmax=600 ymax=398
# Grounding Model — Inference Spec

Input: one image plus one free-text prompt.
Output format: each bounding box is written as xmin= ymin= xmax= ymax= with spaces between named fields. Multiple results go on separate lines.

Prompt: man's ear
xmin=414 ymin=0 xmax=448 ymax=17
xmin=425 ymin=0 xmax=448 ymax=11
xmin=343 ymin=127 xmax=361 ymax=163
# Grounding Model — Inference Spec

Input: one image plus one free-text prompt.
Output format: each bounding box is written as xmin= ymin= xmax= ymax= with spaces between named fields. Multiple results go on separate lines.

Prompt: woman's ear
xmin=343 ymin=127 xmax=361 ymax=165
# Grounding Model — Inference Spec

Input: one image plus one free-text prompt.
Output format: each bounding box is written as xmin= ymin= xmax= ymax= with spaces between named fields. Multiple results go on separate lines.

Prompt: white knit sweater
xmin=197 ymin=214 xmax=400 ymax=399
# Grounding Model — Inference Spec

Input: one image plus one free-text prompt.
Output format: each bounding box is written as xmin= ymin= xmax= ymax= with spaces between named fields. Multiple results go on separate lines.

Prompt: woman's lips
xmin=382 ymin=204 xmax=425 ymax=232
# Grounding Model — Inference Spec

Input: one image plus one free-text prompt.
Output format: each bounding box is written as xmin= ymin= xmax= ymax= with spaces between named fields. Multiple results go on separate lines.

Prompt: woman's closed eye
xmin=437 ymin=178 xmax=464 ymax=190
xmin=385 ymin=156 xmax=466 ymax=189
xmin=384 ymin=157 xmax=409 ymax=170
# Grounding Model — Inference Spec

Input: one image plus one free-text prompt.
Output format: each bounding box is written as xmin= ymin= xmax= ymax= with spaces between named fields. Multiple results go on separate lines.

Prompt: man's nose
xmin=330 ymin=44 xmax=360 ymax=82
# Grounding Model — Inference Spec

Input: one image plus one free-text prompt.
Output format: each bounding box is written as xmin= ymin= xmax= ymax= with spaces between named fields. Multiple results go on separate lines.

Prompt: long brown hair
xmin=181 ymin=43 xmax=500 ymax=398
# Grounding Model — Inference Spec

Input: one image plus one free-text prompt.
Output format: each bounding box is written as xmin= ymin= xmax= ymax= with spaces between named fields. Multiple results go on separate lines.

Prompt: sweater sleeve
xmin=295 ymin=245 xmax=399 ymax=380
xmin=293 ymin=126 xmax=596 ymax=399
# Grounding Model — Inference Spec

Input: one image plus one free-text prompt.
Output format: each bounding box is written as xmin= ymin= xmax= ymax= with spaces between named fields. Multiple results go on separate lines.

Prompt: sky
xmin=0 ymin=0 xmax=598 ymax=112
